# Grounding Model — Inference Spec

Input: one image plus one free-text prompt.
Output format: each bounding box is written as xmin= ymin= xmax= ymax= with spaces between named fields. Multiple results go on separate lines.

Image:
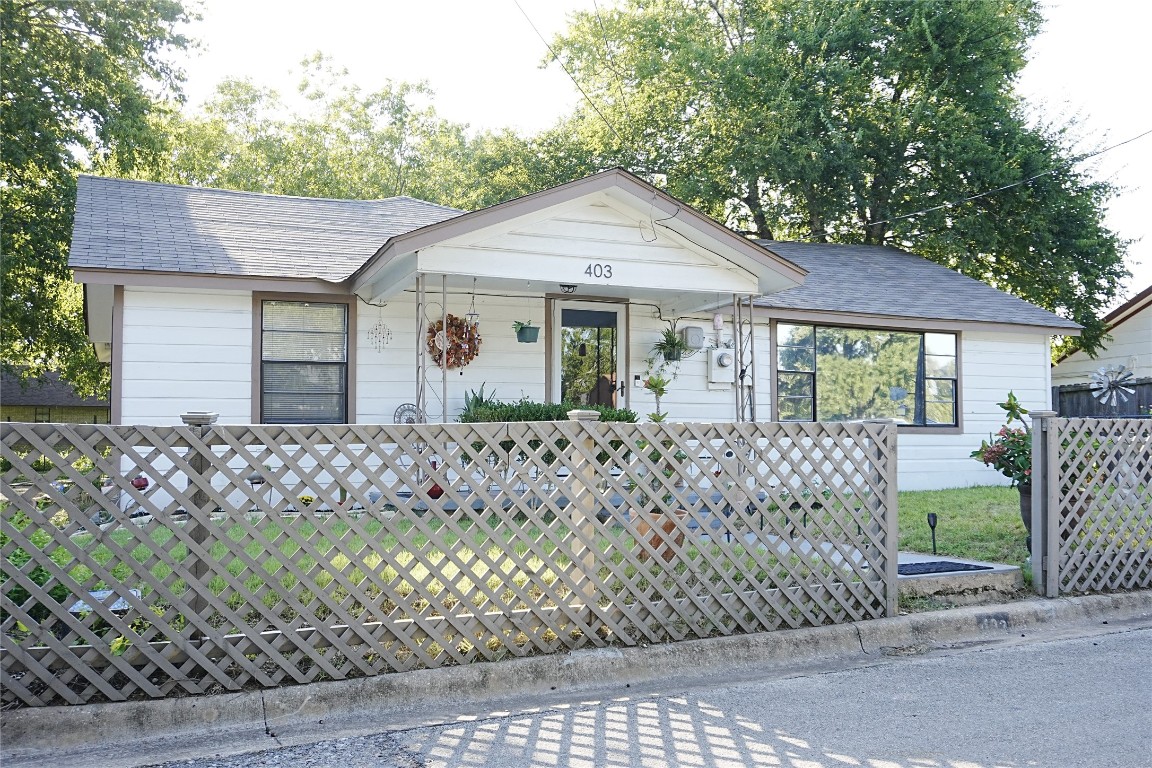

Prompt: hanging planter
xmin=653 ymin=322 xmax=688 ymax=362
xmin=513 ymin=321 xmax=539 ymax=343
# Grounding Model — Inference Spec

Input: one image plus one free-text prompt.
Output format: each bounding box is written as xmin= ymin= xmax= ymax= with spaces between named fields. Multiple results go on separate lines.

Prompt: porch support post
xmin=416 ymin=272 xmax=426 ymax=423
xmin=441 ymin=274 xmax=448 ymax=424
xmin=744 ymin=295 xmax=756 ymax=422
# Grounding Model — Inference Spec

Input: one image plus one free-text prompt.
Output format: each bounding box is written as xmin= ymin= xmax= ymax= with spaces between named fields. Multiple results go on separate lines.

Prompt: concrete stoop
xmin=896 ymin=553 xmax=1026 ymax=607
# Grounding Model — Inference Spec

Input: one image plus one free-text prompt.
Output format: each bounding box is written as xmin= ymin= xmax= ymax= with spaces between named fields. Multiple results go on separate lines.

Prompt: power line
xmin=513 ymin=0 xmax=625 ymax=145
xmin=868 ymin=127 xmax=1152 ymax=228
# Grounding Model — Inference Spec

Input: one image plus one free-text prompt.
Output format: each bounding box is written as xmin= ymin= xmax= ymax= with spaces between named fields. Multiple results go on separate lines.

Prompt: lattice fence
xmin=1038 ymin=418 xmax=1152 ymax=595
xmin=1 ymin=418 xmax=896 ymax=707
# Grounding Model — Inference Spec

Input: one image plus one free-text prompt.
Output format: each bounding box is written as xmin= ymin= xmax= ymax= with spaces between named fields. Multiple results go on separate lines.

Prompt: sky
xmin=173 ymin=0 xmax=1152 ymax=303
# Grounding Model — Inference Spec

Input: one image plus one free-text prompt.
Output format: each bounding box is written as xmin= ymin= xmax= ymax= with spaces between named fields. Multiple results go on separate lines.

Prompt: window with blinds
xmin=261 ymin=300 xmax=347 ymax=423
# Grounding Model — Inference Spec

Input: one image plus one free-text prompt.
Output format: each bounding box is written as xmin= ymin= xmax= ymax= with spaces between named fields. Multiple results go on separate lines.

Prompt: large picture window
xmin=261 ymin=300 xmax=348 ymax=423
xmin=776 ymin=324 xmax=957 ymax=426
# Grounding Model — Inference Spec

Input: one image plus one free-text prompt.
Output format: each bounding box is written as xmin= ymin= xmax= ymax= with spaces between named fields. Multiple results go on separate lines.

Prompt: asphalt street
xmin=138 ymin=620 xmax=1152 ymax=768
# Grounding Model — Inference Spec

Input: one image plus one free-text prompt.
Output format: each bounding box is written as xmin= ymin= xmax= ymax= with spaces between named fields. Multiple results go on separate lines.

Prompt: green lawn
xmin=898 ymin=485 xmax=1028 ymax=567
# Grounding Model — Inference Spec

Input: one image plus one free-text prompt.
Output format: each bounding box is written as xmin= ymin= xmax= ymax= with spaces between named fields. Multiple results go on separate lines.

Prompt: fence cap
xmin=566 ymin=409 xmax=601 ymax=422
xmin=180 ymin=412 xmax=219 ymax=426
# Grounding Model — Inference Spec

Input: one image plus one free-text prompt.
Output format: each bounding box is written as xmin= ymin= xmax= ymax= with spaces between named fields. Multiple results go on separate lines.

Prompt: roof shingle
xmin=756 ymin=241 xmax=1080 ymax=331
xmin=69 ymin=175 xmax=463 ymax=282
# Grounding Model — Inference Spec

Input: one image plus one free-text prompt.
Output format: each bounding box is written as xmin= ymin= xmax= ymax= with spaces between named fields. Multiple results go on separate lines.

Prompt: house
xmin=1051 ymin=284 xmax=1151 ymax=416
xmin=69 ymin=168 xmax=1080 ymax=490
xmin=1 ymin=370 xmax=110 ymax=424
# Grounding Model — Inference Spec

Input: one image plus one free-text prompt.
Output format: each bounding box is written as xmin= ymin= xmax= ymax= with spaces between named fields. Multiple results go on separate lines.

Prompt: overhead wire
xmin=864 ymin=127 xmax=1152 ymax=230
xmin=513 ymin=0 xmax=626 ymax=145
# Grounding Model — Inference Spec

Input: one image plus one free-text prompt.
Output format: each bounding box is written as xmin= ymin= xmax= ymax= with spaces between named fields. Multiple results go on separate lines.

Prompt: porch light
xmin=560 ymin=284 xmax=577 ymax=294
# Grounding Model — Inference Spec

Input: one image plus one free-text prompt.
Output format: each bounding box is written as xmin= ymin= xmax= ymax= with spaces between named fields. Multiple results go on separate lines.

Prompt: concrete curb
xmin=3 ymin=590 xmax=1150 ymax=765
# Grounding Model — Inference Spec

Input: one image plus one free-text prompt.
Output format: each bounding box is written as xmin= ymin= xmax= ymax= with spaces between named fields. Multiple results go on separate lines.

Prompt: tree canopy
xmin=1 ymin=0 xmax=192 ymax=394
xmin=121 ymin=57 xmax=602 ymax=213
xmin=550 ymin=0 xmax=1127 ymax=353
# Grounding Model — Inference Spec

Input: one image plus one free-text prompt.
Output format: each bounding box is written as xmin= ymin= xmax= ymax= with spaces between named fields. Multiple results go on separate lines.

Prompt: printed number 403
xmin=585 ymin=263 xmax=613 ymax=279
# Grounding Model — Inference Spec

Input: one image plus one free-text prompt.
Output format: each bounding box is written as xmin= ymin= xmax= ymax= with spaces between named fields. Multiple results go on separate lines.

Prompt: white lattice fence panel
xmin=1053 ymin=419 xmax=1152 ymax=593
xmin=2 ymin=419 xmax=896 ymax=707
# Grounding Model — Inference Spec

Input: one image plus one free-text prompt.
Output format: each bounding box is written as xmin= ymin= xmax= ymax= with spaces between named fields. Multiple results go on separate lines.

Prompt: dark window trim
xmin=252 ymin=293 xmax=357 ymax=424
xmin=770 ymin=320 xmax=962 ymax=432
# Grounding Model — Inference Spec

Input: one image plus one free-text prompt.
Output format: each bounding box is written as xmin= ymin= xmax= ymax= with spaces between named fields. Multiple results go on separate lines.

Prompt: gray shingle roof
xmin=1 ymin=371 xmax=108 ymax=407
xmin=756 ymin=241 xmax=1081 ymax=331
xmin=69 ymin=175 xmax=464 ymax=282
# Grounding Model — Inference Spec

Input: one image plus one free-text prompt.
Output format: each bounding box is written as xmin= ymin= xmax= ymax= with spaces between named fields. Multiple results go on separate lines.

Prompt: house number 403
xmin=585 ymin=263 xmax=613 ymax=279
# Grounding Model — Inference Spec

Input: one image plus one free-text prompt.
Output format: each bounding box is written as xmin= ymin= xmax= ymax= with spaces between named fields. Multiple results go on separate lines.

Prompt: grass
xmin=898 ymin=485 xmax=1029 ymax=567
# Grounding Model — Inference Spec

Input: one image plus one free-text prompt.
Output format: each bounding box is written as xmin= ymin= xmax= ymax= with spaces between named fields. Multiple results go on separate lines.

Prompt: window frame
xmin=770 ymin=319 xmax=961 ymax=432
xmin=252 ymin=293 xmax=356 ymax=424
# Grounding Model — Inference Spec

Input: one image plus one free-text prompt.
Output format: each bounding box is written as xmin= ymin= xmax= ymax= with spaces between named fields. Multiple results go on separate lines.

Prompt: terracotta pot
xmin=634 ymin=509 xmax=688 ymax=563
xmin=1018 ymin=483 xmax=1032 ymax=541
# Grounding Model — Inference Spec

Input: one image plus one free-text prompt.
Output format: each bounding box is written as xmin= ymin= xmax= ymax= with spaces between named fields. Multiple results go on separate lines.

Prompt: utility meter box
xmin=679 ymin=325 xmax=705 ymax=350
xmin=708 ymin=348 xmax=736 ymax=383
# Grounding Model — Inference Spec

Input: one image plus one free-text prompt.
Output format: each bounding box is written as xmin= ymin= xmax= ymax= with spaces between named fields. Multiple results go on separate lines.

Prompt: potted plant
xmin=971 ymin=392 xmax=1033 ymax=540
xmin=513 ymin=320 xmax=539 ymax=343
xmin=652 ymin=321 xmax=689 ymax=362
xmin=643 ymin=373 xmax=671 ymax=423
xmin=632 ymin=373 xmax=691 ymax=561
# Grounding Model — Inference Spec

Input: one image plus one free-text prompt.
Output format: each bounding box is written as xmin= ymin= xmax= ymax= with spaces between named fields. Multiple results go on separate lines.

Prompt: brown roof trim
xmin=351 ymin=167 xmax=807 ymax=291
xmin=1103 ymin=283 xmax=1152 ymax=327
xmin=74 ymin=268 xmax=350 ymax=294
xmin=753 ymin=306 xmax=1081 ymax=336
xmin=1052 ymin=283 xmax=1151 ymax=364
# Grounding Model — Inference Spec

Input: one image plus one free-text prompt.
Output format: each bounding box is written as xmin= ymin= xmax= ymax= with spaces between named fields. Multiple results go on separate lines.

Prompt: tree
xmin=125 ymin=58 xmax=604 ymax=214
xmin=1 ymin=0 xmax=192 ymax=394
xmin=550 ymin=0 xmax=1127 ymax=353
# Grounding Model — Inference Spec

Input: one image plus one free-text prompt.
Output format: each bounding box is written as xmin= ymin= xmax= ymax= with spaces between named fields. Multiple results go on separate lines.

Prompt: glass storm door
xmin=554 ymin=303 xmax=626 ymax=408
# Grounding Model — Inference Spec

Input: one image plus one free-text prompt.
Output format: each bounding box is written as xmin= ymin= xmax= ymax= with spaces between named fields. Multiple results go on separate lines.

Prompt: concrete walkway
xmin=3 ymin=591 xmax=1148 ymax=768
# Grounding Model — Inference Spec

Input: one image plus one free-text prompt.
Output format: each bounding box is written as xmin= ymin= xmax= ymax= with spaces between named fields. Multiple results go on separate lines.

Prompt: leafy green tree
xmin=1 ymin=0 xmax=192 ymax=394
xmin=550 ymin=0 xmax=1127 ymax=354
xmin=126 ymin=58 xmax=603 ymax=214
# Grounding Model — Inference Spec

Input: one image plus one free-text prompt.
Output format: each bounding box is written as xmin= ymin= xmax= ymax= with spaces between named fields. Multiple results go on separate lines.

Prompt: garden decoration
xmin=367 ymin=302 xmax=392 ymax=353
xmin=1090 ymin=364 xmax=1135 ymax=410
xmin=426 ymin=313 xmax=482 ymax=370
xmin=393 ymin=403 xmax=423 ymax=424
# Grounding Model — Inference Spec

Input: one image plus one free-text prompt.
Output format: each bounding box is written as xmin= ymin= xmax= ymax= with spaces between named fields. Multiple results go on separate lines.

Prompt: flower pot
xmin=634 ymin=509 xmax=689 ymax=562
xmin=1018 ymin=483 xmax=1032 ymax=546
xmin=515 ymin=326 xmax=540 ymax=343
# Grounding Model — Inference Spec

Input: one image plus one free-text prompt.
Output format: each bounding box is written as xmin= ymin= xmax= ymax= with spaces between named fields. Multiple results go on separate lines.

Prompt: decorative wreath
xmin=426 ymin=313 xmax=482 ymax=370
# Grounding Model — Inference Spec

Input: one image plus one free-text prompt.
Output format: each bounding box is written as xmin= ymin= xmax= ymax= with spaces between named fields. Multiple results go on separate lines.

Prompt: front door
xmin=552 ymin=301 xmax=627 ymax=408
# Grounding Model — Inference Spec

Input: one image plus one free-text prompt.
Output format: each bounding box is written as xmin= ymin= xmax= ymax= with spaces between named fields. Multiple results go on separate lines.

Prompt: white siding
xmin=357 ymin=292 xmax=547 ymax=423
xmin=120 ymin=287 xmax=252 ymax=424
xmin=626 ymin=313 xmax=749 ymax=422
xmin=117 ymin=287 xmax=1054 ymax=491
xmin=1052 ymin=302 xmax=1152 ymax=383
xmin=898 ymin=330 xmax=1052 ymax=491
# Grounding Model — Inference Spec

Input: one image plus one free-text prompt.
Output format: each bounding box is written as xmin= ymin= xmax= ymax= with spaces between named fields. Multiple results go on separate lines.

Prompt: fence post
xmin=181 ymin=412 xmax=218 ymax=633
xmin=1029 ymin=410 xmax=1057 ymax=596
xmin=567 ymin=409 xmax=602 ymax=628
xmin=864 ymin=419 xmax=899 ymax=617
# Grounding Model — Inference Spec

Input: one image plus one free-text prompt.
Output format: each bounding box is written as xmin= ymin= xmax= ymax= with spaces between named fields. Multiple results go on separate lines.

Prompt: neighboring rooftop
xmin=1 ymin=371 xmax=108 ymax=408
xmin=69 ymin=175 xmax=464 ymax=282
xmin=756 ymin=241 xmax=1082 ymax=331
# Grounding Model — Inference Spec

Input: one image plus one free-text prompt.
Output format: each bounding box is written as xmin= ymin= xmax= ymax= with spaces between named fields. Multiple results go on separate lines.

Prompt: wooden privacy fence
xmin=1053 ymin=378 xmax=1152 ymax=418
xmin=1 ymin=416 xmax=897 ymax=707
xmin=1030 ymin=413 xmax=1152 ymax=596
